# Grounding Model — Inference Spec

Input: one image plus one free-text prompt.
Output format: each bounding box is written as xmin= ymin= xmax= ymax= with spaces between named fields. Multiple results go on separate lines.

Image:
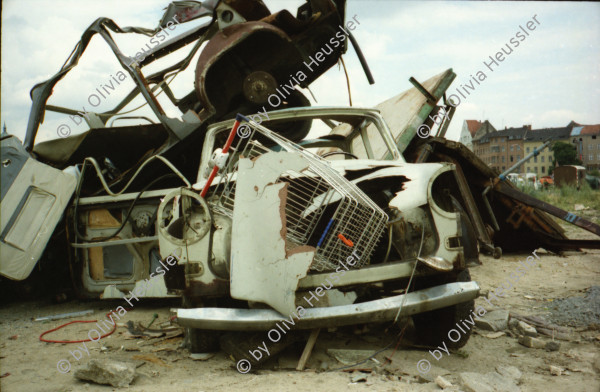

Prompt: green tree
xmin=551 ymin=142 xmax=582 ymax=167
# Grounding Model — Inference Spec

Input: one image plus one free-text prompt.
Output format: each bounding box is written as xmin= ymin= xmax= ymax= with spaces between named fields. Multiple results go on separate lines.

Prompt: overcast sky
xmin=1 ymin=1 xmax=599 ymax=144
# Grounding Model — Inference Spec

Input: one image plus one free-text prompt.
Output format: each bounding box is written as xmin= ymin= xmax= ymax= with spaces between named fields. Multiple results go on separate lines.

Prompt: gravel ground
xmin=547 ymin=285 xmax=600 ymax=327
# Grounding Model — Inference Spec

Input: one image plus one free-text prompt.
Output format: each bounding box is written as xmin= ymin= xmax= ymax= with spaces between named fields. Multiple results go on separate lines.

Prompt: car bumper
xmin=176 ymin=281 xmax=480 ymax=330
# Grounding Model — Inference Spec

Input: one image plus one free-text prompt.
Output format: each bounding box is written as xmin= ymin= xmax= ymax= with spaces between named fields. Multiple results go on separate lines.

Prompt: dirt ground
xmin=1 ymin=222 xmax=599 ymax=392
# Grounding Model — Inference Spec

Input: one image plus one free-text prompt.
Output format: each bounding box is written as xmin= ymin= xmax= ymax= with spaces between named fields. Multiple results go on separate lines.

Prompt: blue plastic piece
xmin=317 ymin=218 xmax=335 ymax=248
xmin=236 ymin=113 xmax=250 ymax=122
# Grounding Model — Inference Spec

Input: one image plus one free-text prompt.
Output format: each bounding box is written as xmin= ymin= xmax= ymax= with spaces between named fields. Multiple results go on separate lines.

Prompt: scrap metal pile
xmin=1 ymin=0 xmax=599 ymax=370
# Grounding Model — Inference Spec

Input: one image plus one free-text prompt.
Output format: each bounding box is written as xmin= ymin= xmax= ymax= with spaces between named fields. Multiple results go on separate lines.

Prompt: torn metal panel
xmin=0 ymin=136 xmax=77 ymax=280
xmin=375 ymin=69 xmax=456 ymax=154
xmin=230 ymin=152 xmax=315 ymax=315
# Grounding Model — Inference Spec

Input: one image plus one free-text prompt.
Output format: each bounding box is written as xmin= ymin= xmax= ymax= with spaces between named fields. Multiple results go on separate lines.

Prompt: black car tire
xmin=411 ymin=269 xmax=475 ymax=349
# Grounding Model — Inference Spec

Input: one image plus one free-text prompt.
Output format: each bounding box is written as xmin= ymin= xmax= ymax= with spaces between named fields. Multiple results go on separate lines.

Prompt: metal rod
xmin=347 ymin=31 xmax=374 ymax=85
xmin=409 ymin=77 xmax=437 ymax=105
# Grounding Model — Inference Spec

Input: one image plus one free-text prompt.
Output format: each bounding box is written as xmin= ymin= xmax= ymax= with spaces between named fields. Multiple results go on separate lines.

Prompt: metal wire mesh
xmin=205 ymin=120 xmax=388 ymax=271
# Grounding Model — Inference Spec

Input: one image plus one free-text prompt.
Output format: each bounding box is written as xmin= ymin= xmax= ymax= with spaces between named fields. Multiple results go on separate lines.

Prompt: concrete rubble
xmin=74 ymin=359 xmax=136 ymax=388
xmin=435 ymin=375 xmax=454 ymax=389
xmin=475 ymin=309 xmax=509 ymax=331
xmin=460 ymin=370 xmax=521 ymax=392
xmin=517 ymin=321 xmax=537 ymax=337
xmin=518 ymin=336 xmax=546 ymax=349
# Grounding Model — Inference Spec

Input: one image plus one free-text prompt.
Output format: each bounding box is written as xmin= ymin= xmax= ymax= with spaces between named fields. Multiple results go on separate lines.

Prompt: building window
xmin=526 ymin=147 xmax=530 ymax=153
xmin=510 ymin=156 xmax=514 ymax=162
xmin=502 ymin=156 xmax=505 ymax=163
xmin=502 ymin=146 xmax=505 ymax=152
xmin=502 ymin=166 xmax=505 ymax=170
xmin=541 ymin=156 xmax=545 ymax=162
xmin=534 ymin=156 xmax=537 ymax=163
xmin=527 ymin=167 xmax=531 ymax=172
xmin=517 ymin=145 xmax=521 ymax=151
xmin=590 ymin=145 xmax=594 ymax=150
xmin=534 ymin=167 xmax=538 ymax=173
xmin=510 ymin=145 xmax=514 ymax=151
xmin=590 ymin=154 xmax=594 ymax=161
xmin=597 ymin=154 xmax=600 ymax=161
xmin=542 ymin=167 xmax=545 ymax=173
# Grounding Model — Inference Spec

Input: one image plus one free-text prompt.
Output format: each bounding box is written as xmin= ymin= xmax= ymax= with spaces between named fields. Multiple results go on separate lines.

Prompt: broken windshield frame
xmin=197 ymin=107 xmax=404 ymax=183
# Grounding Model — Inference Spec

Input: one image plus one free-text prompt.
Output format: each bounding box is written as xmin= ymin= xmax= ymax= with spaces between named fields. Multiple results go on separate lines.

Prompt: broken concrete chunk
xmin=460 ymin=371 xmax=521 ymax=392
xmin=435 ymin=375 xmax=453 ymax=389
xmin=508 ymin=318 xmax=520 ymax=330
xmin=327 ymin=349 xmax=375 ymax=366
xmin=475 ymin=309 xmax=509 ymax=331
xmin=549 ymin=365 xmax=563 ymax=376
xmin=74 ymin=359 xmax=136 ymax=388
xmin=545 ymin=341 xmax=561 ymax=352
xmin=190 ymin=353 xmax=215 ymax=360
xmin=482 ymin=331 xmax=505 ymax=339
xmin=485 ymin=372 xmax=521 ymax=392
xmin=459 ymin=372 xmax=495 ymax=392
xmin=517 ymin=321 xmax=537 ymax=337
xmin=350 ymin=371 xmax=368 ymax=383
xmin=518 ymin=336 xmax=546 ymax=349
xmin=495 ymin=365 xmax=522 ymax=384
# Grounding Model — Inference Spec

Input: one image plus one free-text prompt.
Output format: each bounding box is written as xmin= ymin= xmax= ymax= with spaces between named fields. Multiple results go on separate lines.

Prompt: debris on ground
xmin=34 ymin=310 xmax=93 ymax=322
xmin=459 ymin=370 xmax=521 ymax=392
xmin=474 ymin=309 xmax=509 ymax=331
xmin=435 ymin=375 xmax=453 ymax=389
xmin=546 ymin=286 xmax=600 ymax=327
xmin=74 ymin=359 xmax=136 ymax=388
xmin=545 ymin=341 xmax=561 ymax=352
xmin=495 ymin=365 xmax=522 ymax=384
xmin=517 ymin=321 xmax=537 ymax=337
xmin=510 ymin=313 xmax=573 ymax=340
xmin=550 ymin=365 xmax=563 ymax=376
xmin=481 ymin=331 xmax=506 ymax=339
xmin=350 ymin=371 xmax=368 ymax=383
xmin=518 ymin=336 xmax=546 ymax=349
xmin=190 ymin=353 xmax=215 ymax=361
xmin=327 ymin=349 xmax=377 ymax=366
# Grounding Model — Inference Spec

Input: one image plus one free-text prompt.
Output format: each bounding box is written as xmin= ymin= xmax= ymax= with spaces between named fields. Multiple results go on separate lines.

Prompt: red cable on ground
xmin=39 ymin=312 xmax=117 ymax=344
xmin=382 ymin=325 xmax=408 ymax=366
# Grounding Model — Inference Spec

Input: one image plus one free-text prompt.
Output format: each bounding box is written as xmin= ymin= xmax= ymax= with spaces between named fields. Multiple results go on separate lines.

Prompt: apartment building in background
xmin=472 ymin=125 xmax=528 ymax=173
xmin=571 ymin=124 xmax=600 ymax=171
xmin=522 ymin=126 xmax=571 ymax=176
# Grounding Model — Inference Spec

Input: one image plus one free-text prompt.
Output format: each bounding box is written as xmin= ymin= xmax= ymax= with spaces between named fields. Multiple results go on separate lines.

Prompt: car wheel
xmin=182 ymin=296 xmax=220 ymax=353
xmin=411 ymin=269 xmax=475 ymax=349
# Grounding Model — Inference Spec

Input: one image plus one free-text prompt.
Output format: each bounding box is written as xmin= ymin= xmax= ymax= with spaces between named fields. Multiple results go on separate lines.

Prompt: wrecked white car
xmin=165 ymin=107 xmax=481 ymax=357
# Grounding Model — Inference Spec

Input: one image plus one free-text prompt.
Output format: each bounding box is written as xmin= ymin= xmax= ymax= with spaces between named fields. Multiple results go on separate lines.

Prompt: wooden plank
xmin=296 ymin=328 xmax=321 ymax=371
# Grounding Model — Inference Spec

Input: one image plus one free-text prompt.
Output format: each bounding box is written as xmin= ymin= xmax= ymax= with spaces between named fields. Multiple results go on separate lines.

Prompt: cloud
xmin=1 ymin=0 xmax=598 ymax=148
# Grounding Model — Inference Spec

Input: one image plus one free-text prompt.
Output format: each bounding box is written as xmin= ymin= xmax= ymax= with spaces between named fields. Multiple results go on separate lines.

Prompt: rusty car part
xmin=25 ymin=0 xmax=366 ymax=194
xmin=436 ymin=153 xmax=500 ymax=258
xmin=492 ymin=180 xmax=600 ymax=238
xmin=406 ymin=138 xmax=600 ymax=253
xmin=176 ymin=281 xmax=480 ymax=330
